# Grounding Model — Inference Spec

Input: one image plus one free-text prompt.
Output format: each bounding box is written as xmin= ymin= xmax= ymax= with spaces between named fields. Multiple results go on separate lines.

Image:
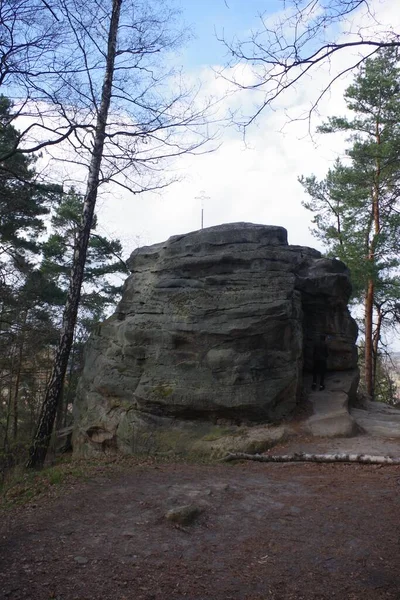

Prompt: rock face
xmin=73 ymin=223 xmax=358 ymax=457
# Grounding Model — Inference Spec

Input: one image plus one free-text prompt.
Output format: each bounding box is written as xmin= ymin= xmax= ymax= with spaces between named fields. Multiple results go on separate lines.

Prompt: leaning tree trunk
xmin=27 ymin=0 xmax=122 ymax=469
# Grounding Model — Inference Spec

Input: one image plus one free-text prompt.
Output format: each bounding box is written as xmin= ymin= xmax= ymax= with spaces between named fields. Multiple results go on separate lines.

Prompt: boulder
xmin=73 ymin=223 xmax=358 ymax=457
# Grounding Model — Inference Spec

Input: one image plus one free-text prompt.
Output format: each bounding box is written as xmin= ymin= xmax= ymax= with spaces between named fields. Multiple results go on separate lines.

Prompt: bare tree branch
xmin=21 ymin=0 xmax=221 ymax=468
xmin=219 ymin=0 xmax=400 ymax=128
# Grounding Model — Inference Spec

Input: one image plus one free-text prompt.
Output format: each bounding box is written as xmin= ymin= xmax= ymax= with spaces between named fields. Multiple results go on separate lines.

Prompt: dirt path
xmin=1 ymin=444 xmax=400 ymax=600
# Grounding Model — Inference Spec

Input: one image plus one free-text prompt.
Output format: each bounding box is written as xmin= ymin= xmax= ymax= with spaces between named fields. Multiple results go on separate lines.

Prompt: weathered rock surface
xmin=351 ymin=401 xmax=400 ymax=438
xmin=302 ymin=371 xmax=360 ymax=437
xmin=73 ymin=223 xmax=358 ymax=457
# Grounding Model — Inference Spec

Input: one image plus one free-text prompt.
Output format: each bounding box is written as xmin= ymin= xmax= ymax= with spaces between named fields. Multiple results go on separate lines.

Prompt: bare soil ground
xmin=1 ymin=438 xmax=400 ymax=600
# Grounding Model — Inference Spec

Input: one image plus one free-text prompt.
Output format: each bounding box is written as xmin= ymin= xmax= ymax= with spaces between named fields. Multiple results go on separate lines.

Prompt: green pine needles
xmin=300 ymin=48 xmax=400 ymax=400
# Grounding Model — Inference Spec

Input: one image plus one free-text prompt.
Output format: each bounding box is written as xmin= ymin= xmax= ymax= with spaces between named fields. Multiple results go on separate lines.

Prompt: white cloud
xmin=97 ymin=62 xmax=348 ymax=253
xmin=21 ymin=0 xmax=391 ymax=266
xmin=99 ymin=0 xmax=399 ymax=257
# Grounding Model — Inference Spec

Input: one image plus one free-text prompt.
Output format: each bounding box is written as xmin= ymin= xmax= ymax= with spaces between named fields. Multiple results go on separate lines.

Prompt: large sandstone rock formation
xmin=73 ymin=223 xmax=358 ymax=457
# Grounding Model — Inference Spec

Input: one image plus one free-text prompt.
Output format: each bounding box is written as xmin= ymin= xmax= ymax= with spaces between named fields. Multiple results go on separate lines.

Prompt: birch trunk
xmin=223 ymin=452 xmax=400 ymax=465
xmin=27 ymin=0 xmax=122 ymax=469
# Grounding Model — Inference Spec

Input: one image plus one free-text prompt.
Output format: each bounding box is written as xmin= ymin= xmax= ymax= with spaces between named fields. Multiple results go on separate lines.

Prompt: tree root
xmin=222 ymin=452 xmax=400 ymax=465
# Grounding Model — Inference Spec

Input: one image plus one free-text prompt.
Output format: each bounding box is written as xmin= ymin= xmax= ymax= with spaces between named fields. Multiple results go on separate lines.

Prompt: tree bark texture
xmin=3 ymin=349 xmax=16 ymax=453
xmin=12 ymin=346 xmax=22 ymax=442
xmin=27 ymin=0 xmax=122 ymax=469
xmin=222 ymin=452 xmax=400 ymax=465
xmin=13 ymin=311 xmax=27 ymax=442
xmin=372 ymin=303 xmax=383 ymax=387
xmin=364 ymin=279 xmax=375 ymax=398
xmin=364 ymin=120 xmax=382 ymax=398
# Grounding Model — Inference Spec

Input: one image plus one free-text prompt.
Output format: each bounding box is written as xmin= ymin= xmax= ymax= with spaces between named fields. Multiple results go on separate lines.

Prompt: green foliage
xmin=0 ymin=96 xmax=61 ymax=271
xmin=41 ymin=187 xmax=127 ymax=328
xmin=0 ymin=97 xmax=128 ymax=456
xmin=300 ymin=48 xmax=400 ymax=398
xmin=37 ymin=188 xmax=128 ymax=433
xmin=375 ymin=358 xmax=398 ymax=406
xmin=0 ymin=96 xmax=63 ymax=454
xmin=358 ymin=343 xmax=398 ymax=405
xmin=301 ymin=48 xmax=400 ymax=302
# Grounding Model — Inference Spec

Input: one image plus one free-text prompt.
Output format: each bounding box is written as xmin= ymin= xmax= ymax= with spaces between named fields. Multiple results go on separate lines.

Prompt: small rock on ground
xmin=165 ymin=504 xmax=202 ymax=525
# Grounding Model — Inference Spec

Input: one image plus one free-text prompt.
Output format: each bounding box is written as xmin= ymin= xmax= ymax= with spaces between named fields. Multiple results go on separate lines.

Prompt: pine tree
xmin=0 ymin=96 xmax=60 ymax=283
xmin=300 ymin=48 xmax=400 ymax=398
xmin=0 ymin=97 xmax=125 ymax=454
xmin=41 ymin=187 xmax=126 ymax=326
xmin=0 ymin=183 xmax=126 ymax=454
xmin=0 ymin=95 xmax=62 ymax=453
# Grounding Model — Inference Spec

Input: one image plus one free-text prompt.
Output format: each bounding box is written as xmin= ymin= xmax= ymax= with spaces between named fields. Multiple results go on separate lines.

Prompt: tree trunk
xmin=364 ymin=119 xmax=381 ymax=399
xmin=372 ymin=303 xmax=383 ymax=388
xmin=62 ymin=344 xmax=77 ymax=428
xmin=364 ymin=279 xmax=374 ymax=398
xmin=26 ymin=0 xmax=122 ymax=469
xmin=3 ymin=346 xmax=15 ymax=453
xmin=55 ymin=388 xmax=65 ymax=431
xmin=3 ymin=378 xmax=13 ymax=454
xmin=12 ymin=346 xmax=23 ymax=442
xmin=13 ymin=311 xmax=27 ymax=441
xmin=222 ymin=452 xmax=400 ymax=465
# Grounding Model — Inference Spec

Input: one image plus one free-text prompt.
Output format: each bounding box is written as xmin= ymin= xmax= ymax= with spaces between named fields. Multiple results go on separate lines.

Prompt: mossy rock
xmin=152 ymin=384 xmax=175 ymax=399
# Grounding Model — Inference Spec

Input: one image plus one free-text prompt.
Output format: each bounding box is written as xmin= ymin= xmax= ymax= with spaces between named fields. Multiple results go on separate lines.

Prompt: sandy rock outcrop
xmin=73 ymin=223 xmax=358 ymax=457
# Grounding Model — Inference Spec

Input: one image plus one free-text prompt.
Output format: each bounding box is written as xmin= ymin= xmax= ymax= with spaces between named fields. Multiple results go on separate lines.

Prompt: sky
xmin=94 ymin=0 xmax=399 ymax=258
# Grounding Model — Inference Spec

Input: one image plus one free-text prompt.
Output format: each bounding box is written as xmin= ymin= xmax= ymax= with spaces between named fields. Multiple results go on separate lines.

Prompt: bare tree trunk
xmin=62 ymin=344 xmax=77 ymax=428
xmin=55 ymin=388 xmax=65 ymax=431
xmin=3 ymin=380 xmax=13 ymax=454
xmin=12 ymin=346 xmax=23 ymax=442
xmin=223 ymin=452 xmax=400 ymax=465
xmin=364 ymin=120 xmax=381 ymax=400
xmin=13 ymin=311 xmax=27 ymax=442
xmin=27 ymin=0 xmax=122 ymax=469
xmin=364 ymin=279 xmax=374 ymax=398
xmin=3 ymin=346 xmax=15 ymax=453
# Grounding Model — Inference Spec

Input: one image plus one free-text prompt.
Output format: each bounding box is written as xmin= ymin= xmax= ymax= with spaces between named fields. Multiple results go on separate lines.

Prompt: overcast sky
xmin=95 ymin=0 xmax=399 ymax=255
